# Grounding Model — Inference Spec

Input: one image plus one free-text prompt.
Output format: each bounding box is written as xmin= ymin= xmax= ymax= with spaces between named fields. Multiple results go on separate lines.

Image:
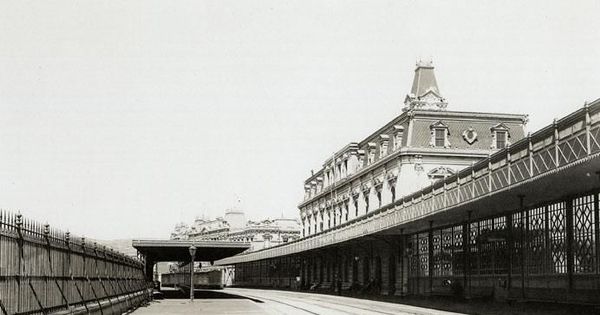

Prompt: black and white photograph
xmin=1 ymin=1 xmax=599 ymax=314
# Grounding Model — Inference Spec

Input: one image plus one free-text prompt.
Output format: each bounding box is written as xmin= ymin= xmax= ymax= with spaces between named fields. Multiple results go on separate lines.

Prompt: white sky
xmin=0 ymin=1 xmax=599 ymax=240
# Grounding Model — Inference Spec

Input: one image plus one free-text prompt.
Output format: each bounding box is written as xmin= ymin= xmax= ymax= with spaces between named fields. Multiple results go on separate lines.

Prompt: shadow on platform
xmin=159 ymin=288 xmax=263 ymax=303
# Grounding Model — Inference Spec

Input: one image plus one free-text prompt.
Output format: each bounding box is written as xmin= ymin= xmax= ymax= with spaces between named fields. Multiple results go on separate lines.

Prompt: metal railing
xmin=218 ymin=98 xmax=600 ymax=265
xmin=0 ymin=211 xmax=148 ymax=315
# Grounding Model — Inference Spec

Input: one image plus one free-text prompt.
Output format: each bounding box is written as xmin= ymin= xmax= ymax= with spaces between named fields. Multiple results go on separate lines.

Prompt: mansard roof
xmin=302 ymin=63 xmax=529 ymax=183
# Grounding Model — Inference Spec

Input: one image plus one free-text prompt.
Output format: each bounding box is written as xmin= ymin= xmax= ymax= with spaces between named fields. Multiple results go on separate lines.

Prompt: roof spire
xmin=403 ymin=60 xmax=448 ymax=112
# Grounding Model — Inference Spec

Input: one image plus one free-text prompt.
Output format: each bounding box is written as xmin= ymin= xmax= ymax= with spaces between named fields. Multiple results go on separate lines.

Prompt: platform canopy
xmin=132 ymin=239 xmax=250 ymax=262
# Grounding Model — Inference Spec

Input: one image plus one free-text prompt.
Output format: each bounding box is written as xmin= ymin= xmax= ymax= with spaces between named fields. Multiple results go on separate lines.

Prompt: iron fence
xmin=0 ymin=211 xmax=148 ymax=315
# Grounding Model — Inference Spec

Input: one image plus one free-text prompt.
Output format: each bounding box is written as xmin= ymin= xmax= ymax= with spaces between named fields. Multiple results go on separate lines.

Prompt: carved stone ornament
xmin=427 ymin=166 xmax=456 ymax=180
xmin=386 ymin=171 xmax=398 ymax=184
xmin=351 ymin=187 xmax=360 ymax=199
xmin=361 ymin=182 xmax=371 ymax=193
xmin=373 ymin=177 xmax=383 ymax=188
xmin=414 ymin=155 xmax=424 ymax=172
xmin=462 ymin=127 xmax=478 ymax=145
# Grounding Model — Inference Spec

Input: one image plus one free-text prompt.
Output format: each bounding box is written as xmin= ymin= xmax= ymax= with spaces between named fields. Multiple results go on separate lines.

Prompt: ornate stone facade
xmin=299 ymin=63 xmax=529 ymax=237
xmin=170 ymin=209 xmax=302 ymax=252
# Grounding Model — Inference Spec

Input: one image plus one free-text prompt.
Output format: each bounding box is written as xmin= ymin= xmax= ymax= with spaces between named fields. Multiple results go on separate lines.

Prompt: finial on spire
xmin=416 ymin=58 xmax=433 ymax=68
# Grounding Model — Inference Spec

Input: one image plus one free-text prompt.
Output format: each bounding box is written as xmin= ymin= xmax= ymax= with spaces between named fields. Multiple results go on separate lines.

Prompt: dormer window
xmin=367 ymin=143 xmax=377 ymax=164
xmin=393 ymin=125 xmax=405 ymax=150
xmin=357 ymin=150 xmax=366 ymax=170
xmin=435 ymin=129 xmax=445 ymax=147
xmin=496 ymin=131 xmax=507 ymax=149
xmin=430 ymin=121 xmax=450 ymax=148
xmin=491 ymin=123 xmax=510 ymax=150
xmin=379 ymin=135 xmax=389 ymax=158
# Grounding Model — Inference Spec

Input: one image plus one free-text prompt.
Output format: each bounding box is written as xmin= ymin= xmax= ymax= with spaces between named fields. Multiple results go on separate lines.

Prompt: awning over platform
xmin=132 ymin=239 xmax=250 ymax=262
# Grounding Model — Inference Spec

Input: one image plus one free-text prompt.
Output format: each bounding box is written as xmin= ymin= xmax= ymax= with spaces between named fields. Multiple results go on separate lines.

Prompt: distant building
xmin=171 ymin=209 xmax=301 ymax=252
xmin=299 ymin=61 xmax=529 ymax=237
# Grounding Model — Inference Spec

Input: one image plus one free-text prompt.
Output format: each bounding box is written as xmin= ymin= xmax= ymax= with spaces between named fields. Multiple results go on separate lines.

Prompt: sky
xmin=0 ymin=0 xmax=599 ymax=240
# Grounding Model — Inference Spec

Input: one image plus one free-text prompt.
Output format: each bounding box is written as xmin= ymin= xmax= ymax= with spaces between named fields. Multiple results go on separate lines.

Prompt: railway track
xmin=224 ymin=288 xmax=463 ymax=315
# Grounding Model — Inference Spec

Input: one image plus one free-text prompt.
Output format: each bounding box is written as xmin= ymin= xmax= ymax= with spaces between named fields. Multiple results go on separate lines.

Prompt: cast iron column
xmin=188 ymin=245 xmax=197 ymax=302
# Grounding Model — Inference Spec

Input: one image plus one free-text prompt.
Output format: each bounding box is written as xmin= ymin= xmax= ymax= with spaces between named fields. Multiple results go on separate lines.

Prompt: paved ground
xmin=132 ymin=288 xmax=464 ymax=315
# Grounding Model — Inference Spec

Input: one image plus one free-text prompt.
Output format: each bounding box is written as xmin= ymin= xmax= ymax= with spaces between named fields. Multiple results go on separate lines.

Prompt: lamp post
xmin=188 ymin=245 xmax=197 ymax=302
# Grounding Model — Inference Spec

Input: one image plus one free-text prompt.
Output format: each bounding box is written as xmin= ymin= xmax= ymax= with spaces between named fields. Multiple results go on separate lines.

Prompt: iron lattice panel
xmin=440 ymin=228 xmax=453 ymax=275
xmin=447 ymin=188 xmax=459 ymax=207
xmin=558 ymin=133 xmax=587 ymax=165
xmin=432 ymin=194 xmax=443 ymax=211
xmin=573 ymin=195 xmax=596 ymax=274
xmin=418 ymin=233 xmax=429 ymax=277
xmin=527 ymin=206 xmax=547 ymax=275
xmin=510 ymin=158 xmax=530 ymax=184
xmin=409 ymin=235 xmax=419 ymax=276
xmin=478 ymin=219 xmax=495 ymax=275
xmin=490 ymin=166 xmax=509 ymax=191
xmin=453 ymin=225 xmax=464 ymax=275
xmin=549 ymin=202 xmax=567 ymax=274
xmin=422 ymin=198 xmax=433 ymax=215
xmin=590 ymin=125 xmax=600 ymax=153
xmin=531 ymin=147 xmax=556 ymax=176
xmin=473 ymin=177 xmax=489 ymax=197
xmin=459 ymin=183 xmax=472 ymax=203
xmin=469 ymin=222 xmax=479 ymax=274
xmin=432 ymin=231 xmax=442 ymax=276
xmin=512 ymin=211 xmax=524 ymax=274
xmin=494 ymin=216 xmax=508 ymax=274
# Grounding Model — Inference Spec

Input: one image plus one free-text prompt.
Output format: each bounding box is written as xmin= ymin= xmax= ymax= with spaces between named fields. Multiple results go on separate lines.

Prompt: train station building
xmin=171 ymin=208 xmax=302 ymax=252
xmin=217 ymin=63 xmax=600 ymax=305
xmin=299 ymin=61 xmax=528 ymax=237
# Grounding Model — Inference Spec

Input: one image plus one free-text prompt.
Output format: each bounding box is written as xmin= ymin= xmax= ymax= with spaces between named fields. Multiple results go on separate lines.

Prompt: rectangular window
xmin=496 ymin=131 xmax=507 ymax=149
xmin=435 ymin=129 xmax=445 ymax=147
